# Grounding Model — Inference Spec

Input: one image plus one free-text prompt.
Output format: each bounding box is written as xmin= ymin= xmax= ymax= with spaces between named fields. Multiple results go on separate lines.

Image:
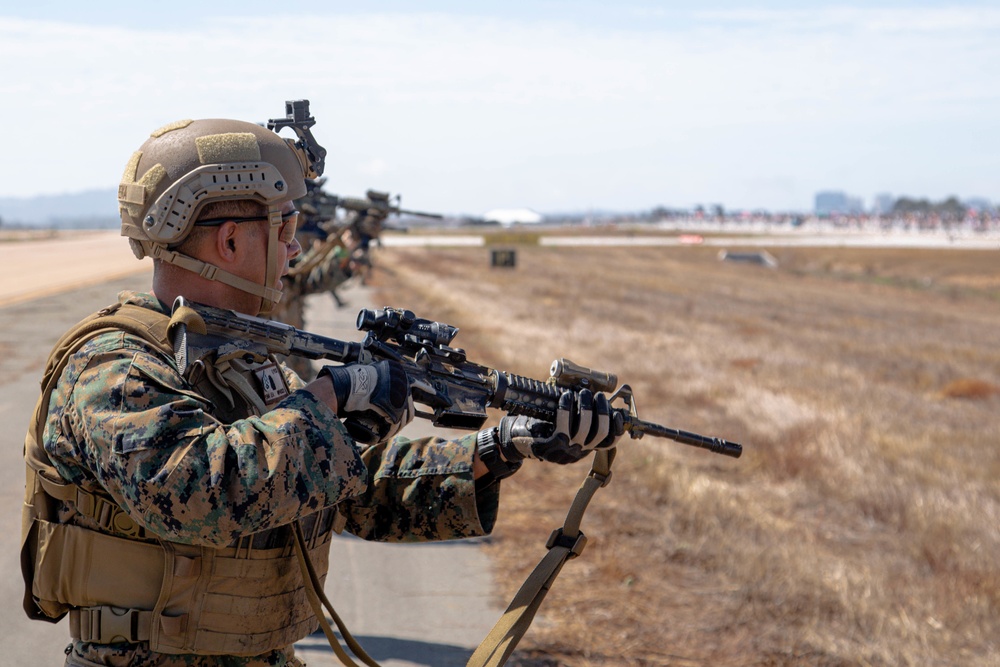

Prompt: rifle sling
xmin=287 ymin=232 xmax=347 ymax=278
xmin=293 ymin=522 xmax=380 ymax=667
xmin=299 ymin=448 xmax=616 ymax=667
xmin=466 ymin=448 xmax=616 ymax=667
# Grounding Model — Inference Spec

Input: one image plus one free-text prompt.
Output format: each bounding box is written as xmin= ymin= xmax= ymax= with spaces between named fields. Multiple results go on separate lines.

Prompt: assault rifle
xmin=296 ymin=183 xmax=443 ymax=229
xmin=338 ymin=189 xmax=444 ymax=222
xmin=170 ymin=298 xmax=742 ymax=458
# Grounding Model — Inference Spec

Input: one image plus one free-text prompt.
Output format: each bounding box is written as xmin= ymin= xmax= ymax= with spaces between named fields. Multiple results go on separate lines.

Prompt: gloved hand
xmin=319 ymin=360 xmax=414 ymax=443
xmin=494 ymin=389 xmax=620 ymax=465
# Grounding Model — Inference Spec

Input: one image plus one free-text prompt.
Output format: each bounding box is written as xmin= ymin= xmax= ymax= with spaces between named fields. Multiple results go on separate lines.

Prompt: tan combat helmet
xmin=118 ymin=100 xmax=326 ymax=315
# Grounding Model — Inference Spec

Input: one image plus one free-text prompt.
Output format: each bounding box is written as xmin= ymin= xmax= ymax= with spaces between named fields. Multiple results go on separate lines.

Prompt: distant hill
xmin=0 ymin=188 xmax=119 ymax=228
xmin=0 ymin=189 xmax=641 ymax=230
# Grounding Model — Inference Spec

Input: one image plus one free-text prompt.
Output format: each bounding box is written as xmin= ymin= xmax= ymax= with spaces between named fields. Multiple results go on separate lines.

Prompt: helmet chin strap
xmin=151 ymin=244 xmax=284 ymax=313
xmin=149 ymin=206 xmax=286 ymax=316
xmin=258 ymin=207 xmax=285 ymax=317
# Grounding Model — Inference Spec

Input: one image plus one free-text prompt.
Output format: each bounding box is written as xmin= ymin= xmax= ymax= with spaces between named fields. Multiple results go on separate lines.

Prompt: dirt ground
xmin=0 ymin=230 xmax=143 ymax=306
xmin=366 ymin=240 xmax=1000 ymax=666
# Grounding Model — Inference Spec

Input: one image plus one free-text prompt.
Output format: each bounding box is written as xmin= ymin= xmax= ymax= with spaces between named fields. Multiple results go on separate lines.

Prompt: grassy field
xmin=367 ymin=238 xmax=999 ymax=666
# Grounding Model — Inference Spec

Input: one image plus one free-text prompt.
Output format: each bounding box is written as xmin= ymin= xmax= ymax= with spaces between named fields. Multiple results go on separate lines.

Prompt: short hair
xmin=197 ymin=199 xmax=268 ymax=222
xmin=179 ymin=200 xmax=270 ymax=250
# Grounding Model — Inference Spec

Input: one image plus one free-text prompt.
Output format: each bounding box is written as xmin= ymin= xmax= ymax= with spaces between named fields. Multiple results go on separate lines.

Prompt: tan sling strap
xmin=466 ymin=448 xmax=617 ymax=667
xmin=293 ymin=448 xmax=616 ymax=667
xmin=293 ymin=523 xmax=380 ymax=667
xmin=287 ymin=225 xmax=348 ymax=278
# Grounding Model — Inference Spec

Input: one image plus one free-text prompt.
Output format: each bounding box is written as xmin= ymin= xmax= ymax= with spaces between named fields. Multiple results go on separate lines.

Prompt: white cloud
xmin=358 ymin=158 xmax=389 ymax=177
xmin=1 ymin=8 xmax=998 ymax=212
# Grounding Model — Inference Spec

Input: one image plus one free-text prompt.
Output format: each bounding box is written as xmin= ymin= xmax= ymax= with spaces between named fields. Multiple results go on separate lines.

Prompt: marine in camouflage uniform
xmin=21 ymin=104 xmax=618 ymax=667
xmin=39 ymin=291 xmax=493 ymax=666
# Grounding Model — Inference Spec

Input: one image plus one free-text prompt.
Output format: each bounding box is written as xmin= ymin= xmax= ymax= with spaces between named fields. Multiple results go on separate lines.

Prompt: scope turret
xmin=357 ymin=307 xmax=459 ymax=347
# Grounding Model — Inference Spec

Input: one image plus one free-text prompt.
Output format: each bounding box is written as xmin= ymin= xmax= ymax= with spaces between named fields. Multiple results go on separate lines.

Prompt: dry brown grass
xmin=369 ymin=239 xmax=1000 ymax=666
xmin=939 ymin=378 xmax=1000 ymax=400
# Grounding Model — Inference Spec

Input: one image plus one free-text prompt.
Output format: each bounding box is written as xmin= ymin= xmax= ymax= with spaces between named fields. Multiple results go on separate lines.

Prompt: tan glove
xmin=319 ymin=360 xmax=414 ymax=443
xmin=491 ymin=389 xmax=619 ymax=465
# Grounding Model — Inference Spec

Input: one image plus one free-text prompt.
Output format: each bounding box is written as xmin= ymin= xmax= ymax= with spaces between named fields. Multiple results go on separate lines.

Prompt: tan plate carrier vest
xmin=20 ymin=301 xmax=333 ymax=656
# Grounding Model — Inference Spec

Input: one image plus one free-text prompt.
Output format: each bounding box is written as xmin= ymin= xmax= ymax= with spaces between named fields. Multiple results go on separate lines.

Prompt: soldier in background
xmin=334 ymin=189 xmax=442 ymax=286
xmin=271 ymin=179 xmax=359 ymax=379
xmin=271 ymin=182 xmax=440 ymax=379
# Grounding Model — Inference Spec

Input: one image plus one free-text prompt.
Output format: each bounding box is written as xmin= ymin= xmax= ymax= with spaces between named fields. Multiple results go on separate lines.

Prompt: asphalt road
xmin=0 ymin=264 xmax=500 ymax=666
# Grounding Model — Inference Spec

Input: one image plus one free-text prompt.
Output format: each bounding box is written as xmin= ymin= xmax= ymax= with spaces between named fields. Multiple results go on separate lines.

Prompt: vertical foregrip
xmin=490 ymin=371 xmax=561 ymax=420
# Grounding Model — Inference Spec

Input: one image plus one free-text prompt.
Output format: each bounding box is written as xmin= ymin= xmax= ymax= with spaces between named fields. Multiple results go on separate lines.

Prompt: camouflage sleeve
xmin=282 ymin=362 xmax=307 ymax=391
xmin=335 ymin=432 xmax=501 ymax=542
xmin=44 ymin=332 xmax=369 ymax=547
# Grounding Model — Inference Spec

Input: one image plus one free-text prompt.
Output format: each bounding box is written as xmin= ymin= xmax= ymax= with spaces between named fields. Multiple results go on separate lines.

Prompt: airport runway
xmin=0 ymin=257 xmax=500 ymax=666
xmin=0 ymin=231 xmax=145 ymax=307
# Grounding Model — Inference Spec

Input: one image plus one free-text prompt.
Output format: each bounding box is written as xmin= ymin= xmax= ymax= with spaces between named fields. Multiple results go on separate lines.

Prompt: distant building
xmin=482 ymin=208 xmax=544 ymax=226
xmin=815 ymin=191 xmax=848 ymax=216
xmin=816 ymin=191 xmax=864 ymax=216
xmin=872 ymin=193 xmax=895 ymax=215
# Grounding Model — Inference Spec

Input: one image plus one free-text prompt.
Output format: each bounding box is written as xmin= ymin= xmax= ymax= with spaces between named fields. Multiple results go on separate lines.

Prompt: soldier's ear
xmin=216 ymin=221 xmax=240 ymax=261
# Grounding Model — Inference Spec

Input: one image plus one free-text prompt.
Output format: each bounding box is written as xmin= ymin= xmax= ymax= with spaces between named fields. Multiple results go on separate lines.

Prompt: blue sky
xmin=1 ymin=1 xmax=997 ymax=215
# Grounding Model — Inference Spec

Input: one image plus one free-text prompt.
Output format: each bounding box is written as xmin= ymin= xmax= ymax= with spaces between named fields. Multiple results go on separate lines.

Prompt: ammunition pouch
xmin=29 ymin=517 xmax=332 ymax=655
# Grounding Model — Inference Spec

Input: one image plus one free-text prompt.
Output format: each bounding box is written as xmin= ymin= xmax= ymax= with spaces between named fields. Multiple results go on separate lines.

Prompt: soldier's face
xmin=246 ymin=203 xmax=302 ymax=292
xmin=274 ymin=204 xmax=303 ymax=283
xmin=218 ymin=203 xmax=301 ymax=315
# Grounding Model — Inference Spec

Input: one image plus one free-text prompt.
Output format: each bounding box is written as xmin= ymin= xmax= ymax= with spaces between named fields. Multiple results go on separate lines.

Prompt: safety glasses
xmin=196 ymin=209 xmax=300 ymax=244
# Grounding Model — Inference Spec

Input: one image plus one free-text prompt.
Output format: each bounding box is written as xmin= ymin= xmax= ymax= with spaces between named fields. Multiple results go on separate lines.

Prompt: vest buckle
xmin=70 ymin=605 xmax=151 ymax=645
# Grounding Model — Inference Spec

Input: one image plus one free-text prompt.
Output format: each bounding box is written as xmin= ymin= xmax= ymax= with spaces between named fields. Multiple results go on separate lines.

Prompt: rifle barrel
xmin=627 ymin=418 xmax=743 ymax=458
xmin=397 ymin=209 xmax=444 ymax=220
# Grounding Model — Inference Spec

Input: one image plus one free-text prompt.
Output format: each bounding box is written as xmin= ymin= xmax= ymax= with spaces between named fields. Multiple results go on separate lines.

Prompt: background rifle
xmin=290 ymin=183 xmax=443 ymax=278
xmin=338 ymin=189 xmax=444 ymax=222
xmin=171 ymin=298 xmax=743 ymax=458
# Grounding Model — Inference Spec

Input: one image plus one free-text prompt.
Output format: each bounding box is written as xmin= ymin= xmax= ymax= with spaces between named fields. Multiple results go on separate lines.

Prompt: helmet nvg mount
xmin=118 ymin=99 xmax=327 ymax=315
